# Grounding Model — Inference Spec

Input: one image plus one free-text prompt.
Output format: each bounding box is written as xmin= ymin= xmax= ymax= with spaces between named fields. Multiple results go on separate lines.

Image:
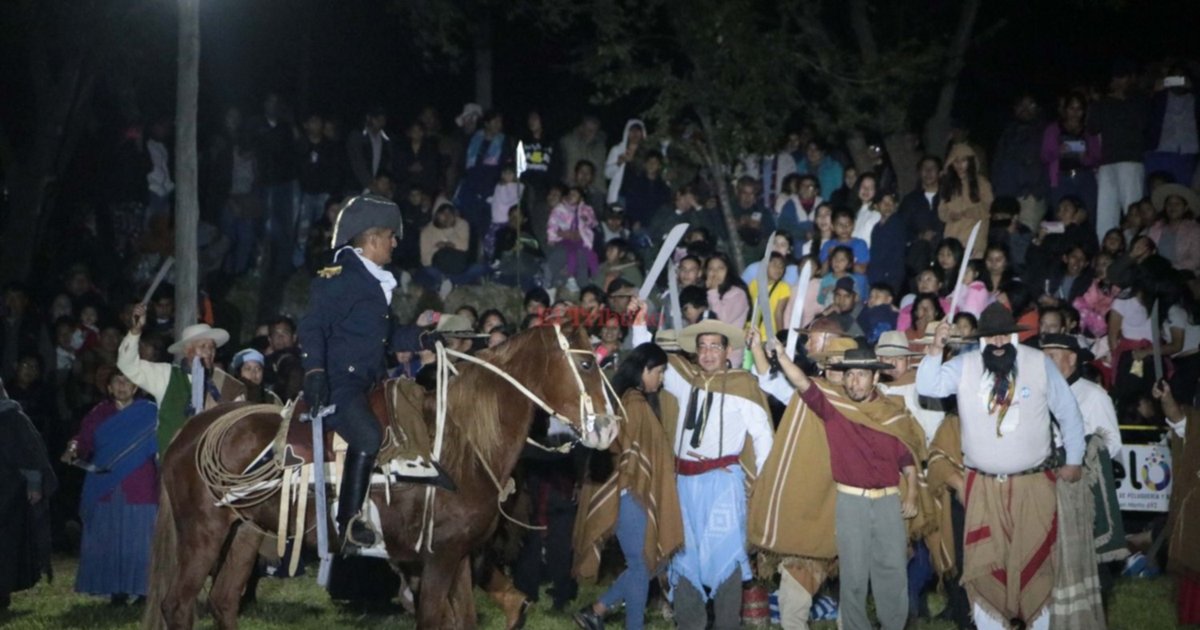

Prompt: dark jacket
xmin=299 ymin=252 xmax=424 ymax=389
xmin=899 ymin=188 xmax=943 ymax=243
xmin=251 ymin=118 xmax=299 ymax=185
xmin=393 ymin=139 xmax=443 ymax=195
xmin=992 ymin=119 xmax=1048 ymax=198
xmin=298 ymin=137 xmax=345 ymax=195
xmin=346 ymin=128 xmax=395 ymax=191
xmin=1046 ymin=267 xmax=1095 ymax=305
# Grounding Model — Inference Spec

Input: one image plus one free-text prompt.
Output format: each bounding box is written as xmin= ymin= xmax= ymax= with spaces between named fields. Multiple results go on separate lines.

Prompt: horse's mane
xmin=440 ymin=325 xmax=572 ymax=473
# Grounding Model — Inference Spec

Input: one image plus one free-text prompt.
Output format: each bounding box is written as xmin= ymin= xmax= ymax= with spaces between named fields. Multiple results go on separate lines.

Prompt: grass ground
xmin=0 ymin=556 xmax=1187 ymax=629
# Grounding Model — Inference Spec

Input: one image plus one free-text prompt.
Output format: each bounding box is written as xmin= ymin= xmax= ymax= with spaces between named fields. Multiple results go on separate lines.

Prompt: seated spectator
xmin=799 ymin=202 xmax=835 ymax=257
xmin=595 ymin=206 xmax=631 ymax=255
xmin=742 ymin=231 xmax=800 ymax=288
xmin=950 ymin=259 xmax=990 ymax=317
xmin=775 ymin=174 xmax=821 ymax=239
xmin=596 ymin=238 xmax=643 ymax=291
xmin=987 ymin=196 xmax=1033 ymax=274
xmin=816 ymin=246 xmax=869 ymax=307
xmin=818 ymin=208 xmax=870 ymax=273
xmin=418 ymin=203 xmax=487 ymax=298
xmin=622 ymin=150 xmax=672 ymax=234
xmin=679 ymin=284 xmax=715 ymax=325
xmin=982 ymin=243 xmax=1017 ymax=297
xmin=492 ymin=205 xmax=545 ymax=291
xmin=796 ymin=140 xmax=844 ymax=205
xmin=546 ymin=186 xmax=600 ymax=292
xmin=934 ymin=237 xmax=965 ymax=296
xmin=857 ymin=283 xmax=900 ymax=344
xmin=1100 ymin=227 xmax=1126 ymax=257
xmin=648 ymin=186 xmax=724 ymax=247
xmin=1026 ymin=196 xmax=1099 ymax=291
xmin=1148 ymin=183 xmax=1200 ymax=274
xmin=867 ymin=190 xmax=906 ymax=294
xmin=850 ymin=172 xmax=881 ymax=246
xmin=230 ymin=348 xmax=280 ymax=405
xmin=897 ymin=268 xmax=949 ymax=331
xmin=484 ymin=165 xmax=522 ymax=261
xmin=704 ymin=252 xmax=750 ymax=328
xmin=903 ymin=292 xmax=945 ymax=342
xmin=747 ymin=252 xmax=791 ymax=339
xmin=815 ymin=276 xmax=864 ymax=338
xmin=732 ymin=176 xmax=773 ymax=259
xmin=1041 ymin=245 xmax=1094 ymax=308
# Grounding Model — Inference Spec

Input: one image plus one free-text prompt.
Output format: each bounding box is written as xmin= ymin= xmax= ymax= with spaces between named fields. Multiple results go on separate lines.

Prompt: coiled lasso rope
xmin=195 ymin=403 xmax=290 ymax=533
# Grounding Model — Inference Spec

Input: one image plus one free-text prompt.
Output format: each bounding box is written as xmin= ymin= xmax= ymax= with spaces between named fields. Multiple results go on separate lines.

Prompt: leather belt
xmin=835 ymin=483 xmax=900 ymax=499
xmin=967 ymin=464 xmax=1056 ymax=483
xmin=675 ymin=455 xmax=739 ymax=476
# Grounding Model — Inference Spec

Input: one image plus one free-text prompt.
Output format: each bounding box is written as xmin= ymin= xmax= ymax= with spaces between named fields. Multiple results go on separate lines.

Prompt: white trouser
xmin=1095 ymin=161 xmax=1144 ymax=241
xmin=972 ymin=603 xmax=1049 ymax=630
xmin=777 ymin=568 xmax=813 ymax=630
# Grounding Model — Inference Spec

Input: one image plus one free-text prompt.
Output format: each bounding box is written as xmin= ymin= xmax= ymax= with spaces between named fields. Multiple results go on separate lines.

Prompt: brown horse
xmin=142 ymin=324 xmax=618 ymax=630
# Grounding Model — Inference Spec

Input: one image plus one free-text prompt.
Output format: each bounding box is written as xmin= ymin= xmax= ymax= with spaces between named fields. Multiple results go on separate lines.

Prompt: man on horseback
xmin=299 ymin=194 xmax=445 ymax=550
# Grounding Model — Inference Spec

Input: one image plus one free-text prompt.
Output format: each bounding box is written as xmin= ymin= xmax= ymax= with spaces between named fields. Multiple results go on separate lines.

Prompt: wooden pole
xmin=174 ymin=0 xmax=200 ymax=339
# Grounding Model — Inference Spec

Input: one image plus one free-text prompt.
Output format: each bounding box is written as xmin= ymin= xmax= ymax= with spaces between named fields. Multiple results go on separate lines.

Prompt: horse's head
xmin=536 ymin=324 xmax=620 ymax=450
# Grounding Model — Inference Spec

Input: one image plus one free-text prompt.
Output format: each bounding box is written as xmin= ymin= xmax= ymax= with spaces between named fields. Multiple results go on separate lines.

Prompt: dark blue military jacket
xmin=299 ymin=250 xmax=422 ymax=389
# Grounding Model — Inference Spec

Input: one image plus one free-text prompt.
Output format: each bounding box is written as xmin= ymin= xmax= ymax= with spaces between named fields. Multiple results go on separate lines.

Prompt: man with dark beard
xmin=916 ymin=303 xmax=1086 ymax=630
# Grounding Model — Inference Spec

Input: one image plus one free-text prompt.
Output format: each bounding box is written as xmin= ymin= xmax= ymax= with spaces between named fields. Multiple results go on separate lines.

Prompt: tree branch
xmin=849 ymin=0 xmax=879 ymax=65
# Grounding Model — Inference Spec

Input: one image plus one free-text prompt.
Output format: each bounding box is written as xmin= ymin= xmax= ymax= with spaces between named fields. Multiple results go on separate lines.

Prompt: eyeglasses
xmin=697 ymin=343 xmax=726 ymax=353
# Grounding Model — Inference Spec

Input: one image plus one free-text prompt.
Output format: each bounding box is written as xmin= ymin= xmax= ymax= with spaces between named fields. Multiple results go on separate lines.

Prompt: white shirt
xmin=852 ymin=204 xmax=881 ymax=247
xmin=879 ymin=381 xmax=945 ymax=447
xmin=1068 ymin=377 xmax=1123 ymax=458
xmin=147 ymin=139 xmax=174 ymax=196
xmin=631 ymin=325 xmax=773 ymax=472
xmin=1112 ymin=297 xmax=1153 ymax=341
xmin=1165 ymin=304 xmax=1200 ymax=358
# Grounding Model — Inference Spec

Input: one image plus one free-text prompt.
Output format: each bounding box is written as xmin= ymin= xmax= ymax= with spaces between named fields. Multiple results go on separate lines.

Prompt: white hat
xmin=874 ymin=330 xmax=922 ymax=357
xmin=455 ymin=103 xmax=483 ymax=128
xmin=677 ymin=319 xmax=746 ymax=355
xmin=168 ymin=323 xmax=230 ymax=355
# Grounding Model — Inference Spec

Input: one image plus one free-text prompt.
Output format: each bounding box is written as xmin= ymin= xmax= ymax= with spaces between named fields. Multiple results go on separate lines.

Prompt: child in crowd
xmin=486 ymin=165 xmax=522 ymax=260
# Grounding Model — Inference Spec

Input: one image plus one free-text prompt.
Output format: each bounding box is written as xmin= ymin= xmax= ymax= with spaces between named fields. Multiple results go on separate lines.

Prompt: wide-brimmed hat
xmin=827 ymin=347 xmax=893 ymax=372
xmin=1151 ymin=183 xmax=1200 ymax=214
xmin=798 ymin=317 xmax=845 ymax=336
xmin=874 ymin=330 xmax=922 ymax=357
xmin=655 ymin=328 xmax=681 ymax=352
xmin=970 ymin=303 xmax=1028 ymax=338
xmin=808 ymin=336 xmax=859 ymax=363
xmin=436 ymin=314 xmax=488 ymax=338
xmin=678 ymin=319 xmax=745 ymax=355
xmin=168 ymin=323 xmax=230 ymax=355
xmin=455 ymin=103 xmax=483 ymax=128
xmin=1038 ymin=333 xmax=1095 ymax=363
xmin=330 ymin=195 xmax=402 ymax=249
xmin=911 ymin=321 xmax=969 ymax=346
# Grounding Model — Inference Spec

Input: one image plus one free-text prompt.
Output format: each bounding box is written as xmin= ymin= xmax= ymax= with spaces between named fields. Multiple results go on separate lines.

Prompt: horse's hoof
xmin=506 ymin=598 xmax=531 ymax=630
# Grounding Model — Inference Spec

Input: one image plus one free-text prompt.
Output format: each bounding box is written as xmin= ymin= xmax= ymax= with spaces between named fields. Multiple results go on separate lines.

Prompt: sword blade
xmin=140 ymin=256 xmax=175 ymax=306
xmin=638 ymin=223 xmax=690 ymax=301
xmin=784 ymin=261 xmax=815 ymax=358
xmin=754 ymin=232 xmax=778 ymax=340
xmin=667 ymin=259 xmax=683 ymax=330
xmin=945 ymin=221 xmax=981 ymax=320
xmin=1151 ymin=299 xmax=1163 ymax=381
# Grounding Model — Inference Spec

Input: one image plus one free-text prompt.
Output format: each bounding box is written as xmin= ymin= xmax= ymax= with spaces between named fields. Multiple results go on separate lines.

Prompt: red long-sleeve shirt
xmin=800 ymin=385 xmax=913 ymax=489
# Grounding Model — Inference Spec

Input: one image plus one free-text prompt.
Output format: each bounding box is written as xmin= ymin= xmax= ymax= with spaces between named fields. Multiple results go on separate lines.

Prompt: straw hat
xmin=168 ymin=323 xmax=230 ymax=355
xmin=874 ymin=330 xmax=923 ymax=357
xmin=678 ymin=319 xmax=746 ymax=355
xmin=1151 ymin=182 xmax=1200 ymax=214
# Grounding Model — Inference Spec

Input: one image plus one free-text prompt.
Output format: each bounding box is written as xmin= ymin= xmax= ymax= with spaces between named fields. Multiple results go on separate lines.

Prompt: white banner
xmin=1114 ymin=443 xmax=1173 ymax=513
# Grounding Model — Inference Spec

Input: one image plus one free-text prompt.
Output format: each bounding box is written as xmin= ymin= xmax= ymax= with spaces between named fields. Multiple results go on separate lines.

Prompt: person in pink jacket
xmin=546 ymin=186 xmax=599 ymax=288
xmin=1041 ymin=92 xmax=1102 ymax=227
xmin=704 ymin=252 xmax=750 ymax=329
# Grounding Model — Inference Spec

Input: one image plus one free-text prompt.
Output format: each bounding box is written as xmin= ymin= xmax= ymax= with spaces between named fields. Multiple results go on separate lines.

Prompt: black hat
xmin=834 ymin=276 xmax=857 ymax=295
xmin=330 ymin=195 xmax=402 ymax=249
xmin=827 ymin=347 xmax=892 ymax=371
xmin=1038 ymin=333 xmax=1095 ymax=362
xmin=970 ymin=303 xmax=1028 ymax=338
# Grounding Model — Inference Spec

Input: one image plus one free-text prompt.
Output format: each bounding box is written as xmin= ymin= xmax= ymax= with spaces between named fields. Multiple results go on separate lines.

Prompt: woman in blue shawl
xmin=64 ymin=371 xmax=158 ymax=602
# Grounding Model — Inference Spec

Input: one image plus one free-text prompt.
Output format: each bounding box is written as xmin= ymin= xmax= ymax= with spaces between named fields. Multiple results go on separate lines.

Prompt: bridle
xmin=415 ymin=323 xmax=622 ymax=552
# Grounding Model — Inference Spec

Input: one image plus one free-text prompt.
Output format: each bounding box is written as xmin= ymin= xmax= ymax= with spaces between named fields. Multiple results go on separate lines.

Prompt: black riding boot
xmin=337 ymin=450 xmax=378 ymax=549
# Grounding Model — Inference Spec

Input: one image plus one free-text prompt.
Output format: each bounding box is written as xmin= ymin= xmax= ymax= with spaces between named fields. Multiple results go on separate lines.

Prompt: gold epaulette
xmin=317 ymin=265 xmax=343 ymax=279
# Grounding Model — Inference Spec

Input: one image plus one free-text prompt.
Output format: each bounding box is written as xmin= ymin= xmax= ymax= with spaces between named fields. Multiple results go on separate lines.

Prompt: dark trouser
xmin=329 ymin=386 xmax=382 ymax=455
xmin=907 ymin=540 xmax=934 ymax=617
xmin=946 ymin=492 xmax=973 ymax=629
xmin=673 ymin=573 xmax=742 ymax=630
xmin=513 ymin=469 xmax=577 ymax=608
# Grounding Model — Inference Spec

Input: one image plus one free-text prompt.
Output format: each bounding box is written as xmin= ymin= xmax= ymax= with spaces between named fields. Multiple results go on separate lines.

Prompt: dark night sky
xmin=4 ymin=0 xmax=1200 ymax=163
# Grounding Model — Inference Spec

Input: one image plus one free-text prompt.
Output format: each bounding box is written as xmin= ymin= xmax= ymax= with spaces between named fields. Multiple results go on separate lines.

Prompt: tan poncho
xmin=573 ymin=389 xmax=685 ymax=580
xmin=747 ymin=378 xmax=935 ymax=567
xmin=1169 ymin=405 xmax=1200 ymax=576
xmin=925 ymin=414 xmax=964 ymax=576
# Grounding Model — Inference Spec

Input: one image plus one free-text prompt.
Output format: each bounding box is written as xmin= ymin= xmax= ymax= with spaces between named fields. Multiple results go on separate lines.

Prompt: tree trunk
xmin=175 ymin=0 xmax=201 ymax=338
xmin=922 ymin=0 xmax=981 ymax=156
xmin=883 ymin=132 xmax=920 ymax=196
xmin=694 ymin=110 xmax=744 ymax=270
xmin=473 ymin=18 xmax=494 ymax=109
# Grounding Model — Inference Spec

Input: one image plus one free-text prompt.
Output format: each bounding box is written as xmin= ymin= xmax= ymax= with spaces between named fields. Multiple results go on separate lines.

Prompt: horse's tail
xmin=140 ymin=485 xmax=178 ymax=630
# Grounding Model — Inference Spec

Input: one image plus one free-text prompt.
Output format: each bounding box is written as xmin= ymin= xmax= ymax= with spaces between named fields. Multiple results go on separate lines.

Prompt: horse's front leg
xmin=418 ymin=549 xmax=466 ymax=629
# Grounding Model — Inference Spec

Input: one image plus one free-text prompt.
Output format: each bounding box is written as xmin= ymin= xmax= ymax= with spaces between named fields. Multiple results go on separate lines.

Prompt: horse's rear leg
xmin=447 ymin=556 xmax=478 ymax=629
xmin=209 ymin=524 xmax=265 ymax=630
xmin=163 ymin=518 xmax=232 ymax=630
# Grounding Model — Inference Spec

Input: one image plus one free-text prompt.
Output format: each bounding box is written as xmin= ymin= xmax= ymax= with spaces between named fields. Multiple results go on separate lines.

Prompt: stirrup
xmin=390 ymin=456 xmax=458 ymax=491
xmin=340 ymin=513 xmax=378 ymax=551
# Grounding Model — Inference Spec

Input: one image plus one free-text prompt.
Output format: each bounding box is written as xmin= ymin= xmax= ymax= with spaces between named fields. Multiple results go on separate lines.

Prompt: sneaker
xmin=573 ymin=606 xmax=604 ymax=630
xmin=438 ymin=279 xmax=454 ymax=299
